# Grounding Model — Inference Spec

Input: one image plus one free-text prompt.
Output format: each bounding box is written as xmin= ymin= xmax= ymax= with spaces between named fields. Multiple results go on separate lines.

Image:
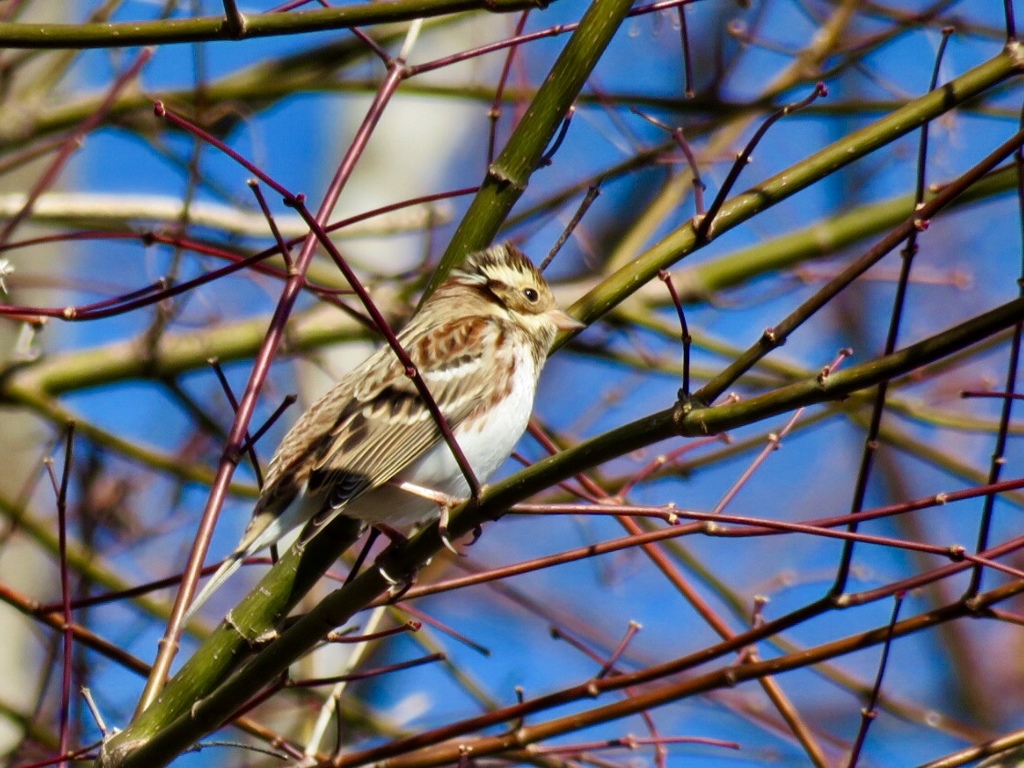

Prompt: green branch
xmin=99 ymin=291 xmax=1024 ymax=767
xmin=427 ymin=0 xmax=637 ymax=292
xmin=0 ymin=0 xmax=549 ymax=49
xmin=677 ymin=163 xmax=1019 ymax=303
xmin=98 ymin=0 xmax=637 ymax=761
xmin=567 ymin=45 xmax=1024 ymax=326
xmin=1 ymin=305 xmax=369 ymax=397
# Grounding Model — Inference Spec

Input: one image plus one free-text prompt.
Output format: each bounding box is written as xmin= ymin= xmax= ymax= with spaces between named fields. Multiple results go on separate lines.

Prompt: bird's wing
xmin=195 ymin=315 xmax=508 ymax=613
xmin=306 ymin=314 xmax=506 ymax=510
xmin=231 ymin=313 xmax=507 ymax=556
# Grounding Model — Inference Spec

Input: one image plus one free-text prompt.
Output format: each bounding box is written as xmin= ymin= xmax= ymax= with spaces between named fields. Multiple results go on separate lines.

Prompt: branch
xmin=0 ymin=0 xmax=553 ymax=49
xmin=98 ymin=290 xmax=1024 ymax=768
xmin=566 ymin=45 xmax=1024 ymax=329
xmin=425 ymin=0 xmax=637 ymax=293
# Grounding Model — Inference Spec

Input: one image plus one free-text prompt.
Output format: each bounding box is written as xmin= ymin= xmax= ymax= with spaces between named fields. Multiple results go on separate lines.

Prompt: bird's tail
xmin=183 ymin=505 xmax=289 ymax=622
xmin=183 ymin=510 xmax=366 ymax=623
xmin=184 ymin=550 xmax=247 ymax=622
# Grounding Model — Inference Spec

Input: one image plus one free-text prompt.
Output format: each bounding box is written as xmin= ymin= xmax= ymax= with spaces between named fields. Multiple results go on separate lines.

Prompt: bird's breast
xmin=344 ymin=341 xmax=540 ymax=527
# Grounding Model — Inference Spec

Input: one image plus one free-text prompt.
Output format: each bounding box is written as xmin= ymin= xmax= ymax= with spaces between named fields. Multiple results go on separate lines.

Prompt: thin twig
xmin=846 ymin=594 xmax=904 ymax=766
xmin=540 ymin=184 xmax=601 ymax=272
xmin=658 ymin=269 xmax=691 ymax=397
xmin=677 ymin=2 xmax=694 ymax=98
xmin=220 ymin=0 xmax=247 ymax=37
xmin=247 ymin=180 xmax=294 ymax=271
xmin=696 ymin=82 xmax=828 ymax=243
xmin=45 ymin=424 xmax=75 ymax=768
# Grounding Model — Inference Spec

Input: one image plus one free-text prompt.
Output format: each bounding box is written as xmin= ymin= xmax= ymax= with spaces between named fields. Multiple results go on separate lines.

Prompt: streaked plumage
xmin=187 ymin=243 xmax=581 ymax=618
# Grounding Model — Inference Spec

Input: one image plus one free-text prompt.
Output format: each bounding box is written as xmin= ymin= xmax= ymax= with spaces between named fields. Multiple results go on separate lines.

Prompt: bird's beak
xmin=546 ymin=308 xmax=586 ymax=331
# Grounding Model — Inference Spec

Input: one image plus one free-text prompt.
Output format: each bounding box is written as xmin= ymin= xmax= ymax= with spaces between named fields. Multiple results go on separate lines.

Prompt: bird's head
xmin=446 ymin=243 xmax=583 ymax=338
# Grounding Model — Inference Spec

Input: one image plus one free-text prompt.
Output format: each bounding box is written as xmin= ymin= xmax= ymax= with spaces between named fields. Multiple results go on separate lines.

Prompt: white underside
xmin=187 ymin=322 xmax=543 ymax=619
xmin=252 ymin=346 xmax=538 ymax=545
xmin=347 ymin=347 xmax=538 ymax=525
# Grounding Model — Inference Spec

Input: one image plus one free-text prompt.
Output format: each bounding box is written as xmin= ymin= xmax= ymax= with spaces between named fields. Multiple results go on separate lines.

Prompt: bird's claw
xmin=438 ymin=505 xmax=461 ymax=555
xmin=438 ymin=525 xmax=460 ymax=555
xmin=378 ymin=561 xmax=401 ymax=586
xmin=395 ymin=480 xmax=467 ymax=554
xmin=374 ymin=549 xmax=420 ymax=599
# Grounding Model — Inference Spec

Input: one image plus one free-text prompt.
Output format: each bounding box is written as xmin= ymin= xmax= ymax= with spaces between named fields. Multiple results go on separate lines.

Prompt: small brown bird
xmin=187 ymin=243 xmax=582 ymax=617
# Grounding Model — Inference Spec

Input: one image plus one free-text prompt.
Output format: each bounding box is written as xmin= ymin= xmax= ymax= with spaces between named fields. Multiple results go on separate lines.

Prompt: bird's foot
xmin=395 ymin=481 xmax=466 ymax=554
xmin=395 ymin=480 xmax=459 ymax=507
xmin=375 ymin=523 xmax=408 ymax=545
xmin=375 ymin=554 xmax=419 ymax=600
xmin=338 ymin=522 xmax=419 ymax=597
xmin=437 ymin=504 xmax=460 ymax=555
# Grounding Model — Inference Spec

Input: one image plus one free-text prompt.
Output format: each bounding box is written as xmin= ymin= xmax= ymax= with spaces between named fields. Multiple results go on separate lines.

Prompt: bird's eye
xmin=523 ymin=288 xmax=539 ymax=302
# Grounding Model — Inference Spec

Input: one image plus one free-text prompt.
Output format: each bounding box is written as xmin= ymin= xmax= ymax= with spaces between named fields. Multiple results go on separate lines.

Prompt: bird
xmin=186 ymin=243 xmax=583 ymax=619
